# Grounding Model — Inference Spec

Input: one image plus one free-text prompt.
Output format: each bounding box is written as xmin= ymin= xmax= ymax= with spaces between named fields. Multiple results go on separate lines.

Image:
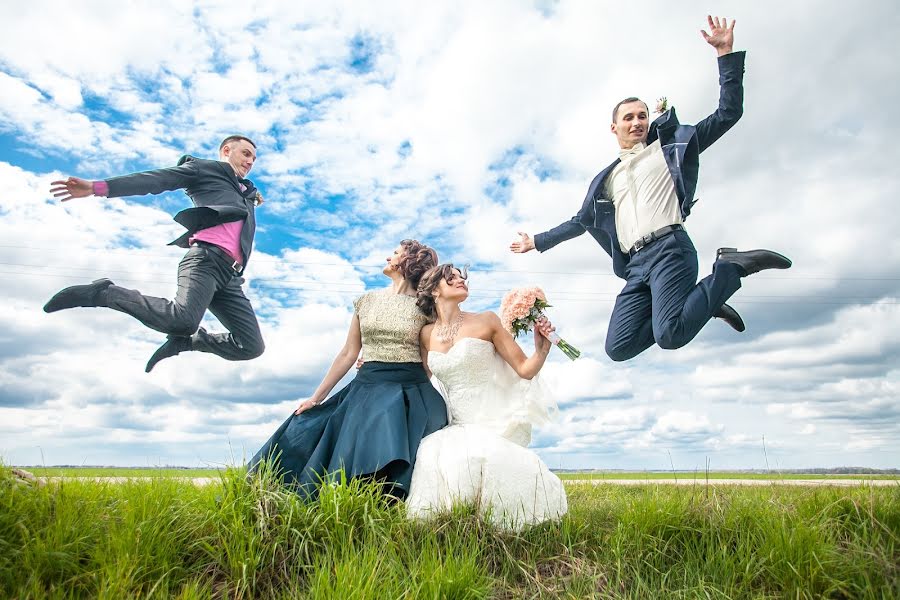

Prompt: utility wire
xmin=0 ymin=251 xmax=900 ymax=281
xmin=1 ymin=266 xmax=895 ymax=300
xmin=4 ymin=270 xmax=897 ymax=306
xmin=2 ymin=246 xmax=898 ymax=281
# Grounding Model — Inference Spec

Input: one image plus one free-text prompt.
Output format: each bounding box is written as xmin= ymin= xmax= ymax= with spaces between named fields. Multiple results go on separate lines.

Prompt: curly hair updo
xmin=415 ymin=263 xmax=468 ymax=320
xmin=396 ymin=239 xmax=439 ymax=289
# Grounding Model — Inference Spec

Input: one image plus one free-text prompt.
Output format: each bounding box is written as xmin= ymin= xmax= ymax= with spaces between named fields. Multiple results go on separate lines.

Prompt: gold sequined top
xmin=354 ymin=288 xmax=429 ymax=363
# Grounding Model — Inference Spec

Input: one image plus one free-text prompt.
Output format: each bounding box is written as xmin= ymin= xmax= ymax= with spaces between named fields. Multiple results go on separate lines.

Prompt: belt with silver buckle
xmin=629 ymin=224 xmax=684 ymax=256
xmin=193 ymin=241 xmax=244 ymax=274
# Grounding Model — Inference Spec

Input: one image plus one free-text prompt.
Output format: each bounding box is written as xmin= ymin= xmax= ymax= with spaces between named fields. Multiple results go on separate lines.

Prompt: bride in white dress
xmin=407 ymin=264 xmax=567 ymax=530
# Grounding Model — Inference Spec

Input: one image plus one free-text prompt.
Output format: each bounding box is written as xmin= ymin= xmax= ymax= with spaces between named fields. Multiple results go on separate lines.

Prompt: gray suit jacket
xmin=105 ymin=155 xmax=260 ymax=266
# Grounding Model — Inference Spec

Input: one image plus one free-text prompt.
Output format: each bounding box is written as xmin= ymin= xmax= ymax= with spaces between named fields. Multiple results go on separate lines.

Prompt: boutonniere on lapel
xmin=655 ymin=97 xmax=669 ymax=114
xmin=254 ymin=191 xmax=264 ymax=206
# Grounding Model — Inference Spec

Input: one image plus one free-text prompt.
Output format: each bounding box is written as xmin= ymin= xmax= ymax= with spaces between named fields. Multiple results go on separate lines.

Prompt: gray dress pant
xmin=105 ymin=244 xmax=264 ymax=360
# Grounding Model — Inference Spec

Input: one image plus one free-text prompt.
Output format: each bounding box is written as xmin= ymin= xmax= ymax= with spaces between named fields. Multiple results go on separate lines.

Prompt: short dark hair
xmin=416 ymin=263 xmax=468 ymax=320
xmin=611 ymin=97 xmax=648 ymax=124
xmin=219 ymin=135 xmax=256 ymax=151
xmin=396 ymin=239 xmax=439 ymax=289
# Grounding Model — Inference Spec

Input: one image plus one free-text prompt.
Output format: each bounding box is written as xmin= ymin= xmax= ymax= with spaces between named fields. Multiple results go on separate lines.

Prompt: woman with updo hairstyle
xmin=249 ymin=239 xmax=447 ymax=500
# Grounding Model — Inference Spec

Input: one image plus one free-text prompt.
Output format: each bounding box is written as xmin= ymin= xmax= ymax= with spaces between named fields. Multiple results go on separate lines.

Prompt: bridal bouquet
xmin=500 ymin=287 xmax=580 ymax=360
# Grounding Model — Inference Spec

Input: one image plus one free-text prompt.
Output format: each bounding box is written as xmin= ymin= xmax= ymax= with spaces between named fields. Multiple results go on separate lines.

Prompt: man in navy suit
xmin=44 ymin=135 xmax=266 ymax=372
xmin=511 ymin=17 xmax=791 ymax=361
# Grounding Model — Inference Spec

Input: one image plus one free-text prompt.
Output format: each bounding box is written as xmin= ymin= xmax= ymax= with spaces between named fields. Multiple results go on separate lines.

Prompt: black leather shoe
xmin=43 ymin=279 xmax=114 ymax=313
xmin=716 ymin=248 xmax=792 ymax=277
xmin=714 ymin=303 xmax=745 ymax=332
xmin=145 ymin=335 xmax=192 ymax=373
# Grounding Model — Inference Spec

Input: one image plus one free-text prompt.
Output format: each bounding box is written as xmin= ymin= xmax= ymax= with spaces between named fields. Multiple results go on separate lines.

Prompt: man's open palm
xmin=701 ymin=15 xmax=735 ymax=53
xmin=50 ymin=177 xmax=93 ymax=202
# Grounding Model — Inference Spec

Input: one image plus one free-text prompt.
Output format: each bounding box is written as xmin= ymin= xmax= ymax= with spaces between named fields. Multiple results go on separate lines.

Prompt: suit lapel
xmin=648 ymin=107 xmax=679 ymax=145
xmin=591 ymin=159 xmax=620 ymax=201
xmin=216 ymin=161 xmax=244 ymax=193
xmin=216 ymin=161 xmax=259 ymax=206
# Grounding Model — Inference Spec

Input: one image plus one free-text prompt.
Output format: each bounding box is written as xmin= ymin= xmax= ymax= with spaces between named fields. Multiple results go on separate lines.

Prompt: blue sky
xmin=1 ymin=0 xmax=898 ymax=470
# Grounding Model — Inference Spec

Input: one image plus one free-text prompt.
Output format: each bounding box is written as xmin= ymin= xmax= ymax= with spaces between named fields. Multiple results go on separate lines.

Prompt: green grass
xmin=556 ymin=471 xmax=900 ymax=481
xmin=2 ymin=465 xmax=898 ymax=599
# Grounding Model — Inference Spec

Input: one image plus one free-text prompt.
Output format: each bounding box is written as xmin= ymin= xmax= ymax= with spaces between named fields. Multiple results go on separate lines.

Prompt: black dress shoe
xmin=145 ymin=335 xmax=192 ymax=373
xmin=43 ymin=279 xmax=114 ymax=313
xmin=716 ymin=248 xmax=792 ymax=277
xmin=713 ymin=303 xmax=745 ymax=332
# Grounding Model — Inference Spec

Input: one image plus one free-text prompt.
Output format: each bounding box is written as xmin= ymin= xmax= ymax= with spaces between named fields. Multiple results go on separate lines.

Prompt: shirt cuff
xmin=92 ymin=180 xmax=109 ymax=197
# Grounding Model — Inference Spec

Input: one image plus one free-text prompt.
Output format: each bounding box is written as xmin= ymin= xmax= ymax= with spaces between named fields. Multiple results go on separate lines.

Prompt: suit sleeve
xmin=533 ymin=217 xmax=586 ymax=253
xmin=105 ymin=161 xmax=200 ymax=198
xmin=694 ymin=51 xmax=746 ymax=153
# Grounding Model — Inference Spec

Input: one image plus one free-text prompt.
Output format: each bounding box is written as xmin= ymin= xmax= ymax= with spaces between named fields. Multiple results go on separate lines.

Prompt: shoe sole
xmin=716 ymin=248 xmax=792 ymax=269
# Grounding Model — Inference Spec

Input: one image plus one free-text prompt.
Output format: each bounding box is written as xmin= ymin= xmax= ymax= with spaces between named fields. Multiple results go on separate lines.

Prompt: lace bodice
xmin=354 ymin=288 xmax=429 ymax=363
xmin=428 ymin=338 xmax=556 ymax=446
xmin=429 ymin=338 xmax=497 ymax=424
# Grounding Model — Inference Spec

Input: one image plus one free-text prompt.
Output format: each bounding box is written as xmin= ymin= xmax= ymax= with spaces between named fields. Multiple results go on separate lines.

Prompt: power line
xmin=3 ymin=267 xmax=896 ymax=299
xmin=4 ymin=270 xmax=898 ymax=306
xmin=2 ymin=245 xmax=898 ymax=281
xmin=1 ymin=261 xmax=898 ymax=300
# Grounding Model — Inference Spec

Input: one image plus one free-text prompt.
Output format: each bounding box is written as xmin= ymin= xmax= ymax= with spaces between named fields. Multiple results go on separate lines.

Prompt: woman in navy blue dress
xmin=249 ymin=239 xmax=446 ymax=498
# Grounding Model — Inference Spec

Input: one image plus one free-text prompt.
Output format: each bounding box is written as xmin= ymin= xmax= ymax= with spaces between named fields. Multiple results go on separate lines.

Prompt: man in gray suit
xmin=44 ymin=135 xmax=266 ymax=372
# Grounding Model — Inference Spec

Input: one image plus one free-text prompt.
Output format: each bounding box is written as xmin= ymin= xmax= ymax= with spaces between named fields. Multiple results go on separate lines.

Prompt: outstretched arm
xmin=295 ymin=314 xmax=363 ymax=414
xmin=104 ymin=162 xmax=200 ymax=198
xmin=510 ymin=218 xmax=586 ymax=255
xmin=695 ymin=15 xmax=745 ymax=153
xmin=50 ymin=161 xmax=200 ymax=202
xmin=490 ymin=312 xmax=553 ymax=380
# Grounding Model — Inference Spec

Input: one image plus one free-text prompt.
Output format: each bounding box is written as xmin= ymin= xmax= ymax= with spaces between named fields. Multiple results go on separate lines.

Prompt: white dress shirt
xmin=605 ymin=140 xmax=683 ymax=253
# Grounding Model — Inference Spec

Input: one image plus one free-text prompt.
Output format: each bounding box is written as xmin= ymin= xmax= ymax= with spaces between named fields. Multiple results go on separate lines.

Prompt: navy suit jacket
xmin=533 ymin=51 xmax=746 ymax=279
xmin=105 ymin=156 xmax=261 ymax=266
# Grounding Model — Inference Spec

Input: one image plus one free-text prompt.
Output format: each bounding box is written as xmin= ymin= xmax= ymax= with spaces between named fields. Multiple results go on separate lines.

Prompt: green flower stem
xmin=548 ymin=332 xmax=580 ymax=360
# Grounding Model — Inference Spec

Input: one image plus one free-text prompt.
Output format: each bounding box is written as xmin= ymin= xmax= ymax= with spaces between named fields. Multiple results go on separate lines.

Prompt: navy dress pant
xmin=605 ymin=230 xmax=741 ymax=362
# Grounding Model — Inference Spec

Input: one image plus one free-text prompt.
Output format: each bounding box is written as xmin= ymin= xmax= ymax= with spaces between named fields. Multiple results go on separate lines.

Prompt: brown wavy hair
xmin=397 ymin=239 xmax=438 ymax=289
xmin=416 ymin=263 xmax=468 ymax=320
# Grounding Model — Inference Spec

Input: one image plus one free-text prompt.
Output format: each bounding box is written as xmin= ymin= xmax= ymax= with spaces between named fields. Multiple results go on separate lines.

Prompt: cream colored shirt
xmin=605 ymin=140 xmax=683 ymax=253
xmin=353 ymin=288 xmax=429 ymax=363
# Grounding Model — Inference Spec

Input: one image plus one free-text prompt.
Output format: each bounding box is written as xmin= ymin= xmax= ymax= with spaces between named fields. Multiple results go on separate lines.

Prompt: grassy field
xmin=2 ymin=466 xmax=898 ymax=599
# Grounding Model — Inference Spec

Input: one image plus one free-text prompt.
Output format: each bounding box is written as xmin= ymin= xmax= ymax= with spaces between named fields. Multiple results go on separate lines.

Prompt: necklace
xmin=435 ymin=311 xmax=465 ymax=344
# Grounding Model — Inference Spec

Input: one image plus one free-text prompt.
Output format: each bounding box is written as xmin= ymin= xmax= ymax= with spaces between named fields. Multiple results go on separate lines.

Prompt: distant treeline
xmin=18 ymin=465 xmax=900 ymax=475
xmin=553 ymin=467 xmax=900 ymax=474
xmin=17 ymin=465 xmax=216 ymax=470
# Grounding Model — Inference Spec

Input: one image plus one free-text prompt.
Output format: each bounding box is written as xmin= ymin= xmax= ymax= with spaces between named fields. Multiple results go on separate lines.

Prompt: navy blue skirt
xmin=248 ymin=362 xmax=447 ymax=498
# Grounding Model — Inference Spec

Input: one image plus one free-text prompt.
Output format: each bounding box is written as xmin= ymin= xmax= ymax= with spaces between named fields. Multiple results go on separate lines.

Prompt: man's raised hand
xmin=50 ymin=177 xmax=94 ymax=202
xmin=701 ymin=15 xmax=735 ymax=57
xmin=509 ymin=231 xmax=535 ymax=254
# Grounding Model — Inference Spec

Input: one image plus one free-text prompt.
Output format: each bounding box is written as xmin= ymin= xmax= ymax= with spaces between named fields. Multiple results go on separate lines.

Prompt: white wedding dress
xmin=406 ymin=338 xmax=568 ymax=530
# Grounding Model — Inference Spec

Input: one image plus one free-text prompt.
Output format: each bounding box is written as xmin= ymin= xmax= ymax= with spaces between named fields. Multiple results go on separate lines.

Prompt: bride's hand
xmin=294 ymin=398 xmax=320 ymax=415
xmin=534 ymin=317 xmax=555 ymax=355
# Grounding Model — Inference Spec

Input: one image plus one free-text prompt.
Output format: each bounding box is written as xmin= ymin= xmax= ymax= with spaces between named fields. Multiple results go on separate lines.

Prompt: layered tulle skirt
xmin=248 ymin=361 xmax=448 ymax=498
xmin=407 ymin=423 xmax=568 ymax=531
